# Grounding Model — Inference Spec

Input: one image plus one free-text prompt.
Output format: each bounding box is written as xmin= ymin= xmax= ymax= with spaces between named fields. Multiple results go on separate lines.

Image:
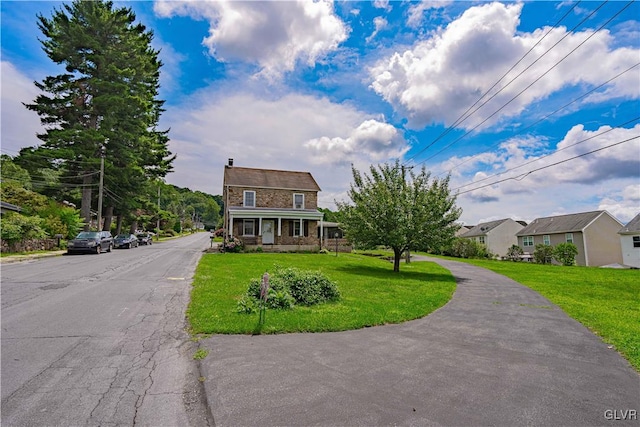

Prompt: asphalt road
xmin=1 ymin=232 xmax=214 ymax=427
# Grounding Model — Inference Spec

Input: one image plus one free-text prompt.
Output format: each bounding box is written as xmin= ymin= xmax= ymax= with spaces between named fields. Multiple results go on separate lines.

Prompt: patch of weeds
xmin=193 ymin=348 xmax=209 ymax=360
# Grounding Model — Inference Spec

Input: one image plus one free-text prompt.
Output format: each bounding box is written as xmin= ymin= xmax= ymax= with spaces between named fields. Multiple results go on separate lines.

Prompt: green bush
xmin=236 ymin=266 xmax=340 ymax=313
xmin=533 ymin=244 xmax=554 ymax=264
xmin=36 ymin=202 xmax=83 ymax=239
xmin=505 ymin=244 xmax=524 ymax=261
xmin=0 ymin=213 xmax=47 ymax=244
xmin=554 ymin=242 xmax=578 ymax=266
xmin=446 ymin=238 xmax=490 ymax=259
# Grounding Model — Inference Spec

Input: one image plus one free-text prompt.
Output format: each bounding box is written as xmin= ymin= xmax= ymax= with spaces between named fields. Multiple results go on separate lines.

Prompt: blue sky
xmin=2 ymin=0 xmax=639 ymax=225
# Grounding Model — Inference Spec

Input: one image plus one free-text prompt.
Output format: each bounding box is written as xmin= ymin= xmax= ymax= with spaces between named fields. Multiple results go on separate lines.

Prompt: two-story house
xmin=222 ymin=160 xmax=323 ymax=251
xmin=618 ymin=213 xmax=640 ymax=268
xmin=460 ymin=218 xmax=525 ymax=258
xmin=516 ymin=210 xmax=623 ymax=266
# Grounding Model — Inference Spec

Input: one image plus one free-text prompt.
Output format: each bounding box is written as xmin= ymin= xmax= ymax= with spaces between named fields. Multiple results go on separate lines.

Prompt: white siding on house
xmin=620 ymin=235 xmax=640 ymax=268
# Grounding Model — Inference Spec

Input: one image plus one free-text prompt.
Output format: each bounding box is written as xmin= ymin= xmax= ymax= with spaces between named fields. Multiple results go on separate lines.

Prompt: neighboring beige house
xmin=516 ymin=210 xmax=624 ymax=267
xmin=460 ymin=218 xmax=525 ymax=257
xmin=222 ymin=160 xmax=323 ymax=251
xmin=618 ymin=213 xmax=640 ymax=268
xmin=455 ymin=224 xmax=473 ymax=237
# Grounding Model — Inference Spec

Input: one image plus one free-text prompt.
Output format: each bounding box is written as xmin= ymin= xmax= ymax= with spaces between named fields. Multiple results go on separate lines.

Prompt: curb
xmin=0 ymin=251 xmax=66 ymax=264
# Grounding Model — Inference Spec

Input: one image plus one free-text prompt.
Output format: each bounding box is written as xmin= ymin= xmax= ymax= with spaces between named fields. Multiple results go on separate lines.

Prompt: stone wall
xmin=227 ymin=187 xmax=318 ymax=209
xmin=1 ymin=238 xmax=59 ymax=253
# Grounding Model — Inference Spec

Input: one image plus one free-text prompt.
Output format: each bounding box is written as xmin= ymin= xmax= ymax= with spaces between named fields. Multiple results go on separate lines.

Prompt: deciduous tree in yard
xmin=337 ymin=161 xmax=461 ymax=272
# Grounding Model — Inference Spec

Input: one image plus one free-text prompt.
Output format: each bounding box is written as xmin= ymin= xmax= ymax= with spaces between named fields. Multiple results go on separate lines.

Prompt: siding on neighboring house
xmin=460 ymin=218 xmax=525 ymax=257
xmin=618 ymin=213 xmax=640 ymax=268
xmin=517 ymin=210 xmax=623 ymax=266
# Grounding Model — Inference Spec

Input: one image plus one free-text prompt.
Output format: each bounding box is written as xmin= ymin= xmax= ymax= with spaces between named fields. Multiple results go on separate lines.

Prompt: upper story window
xmin=478 ymin=236 xmax=485 ymax=244
xmin=543 ymin=235 xmax=551 ymax=245
xmin=243 ymin=191 xmax=255 ymax=208
xmin=565 ymin=233 xmax=574 ymax=243
xmin=293 ymin=193 xmax=304 ymax=209
xmin=523 ymin=236 xmax=534 ymax=247
xmin=633 ymin=236 xmax=640 ymax=248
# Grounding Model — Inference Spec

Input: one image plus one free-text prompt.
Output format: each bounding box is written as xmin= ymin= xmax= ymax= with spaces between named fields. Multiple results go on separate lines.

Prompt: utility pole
xmin=97 ymin=146 xmax=105 ymax=231
xmin=157 ymin=184 xmax=161 ymax=241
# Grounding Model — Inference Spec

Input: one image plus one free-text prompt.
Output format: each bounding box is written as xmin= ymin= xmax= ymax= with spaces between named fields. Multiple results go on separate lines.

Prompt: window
xmin=478 ymin=236 xmax=485 ymax=244
xmin=633 ymin=236 xmax=640 ymax=248
xmin=523 ymin=236 xmax=534 ymax=247
xmin=289 ymin=220 xmax=305 ymax=237
xmin=243 ymin=220 xmax=255 ymax=236
xmin=293 ymin=193 xmax=304 ymax=209
xmin=565 ymin=233 xmax=573 ymax=243
xmin=543 ymin=235 xmax=550 ymax=245
xmin=243 ymin=191 xmax=255 ymax=208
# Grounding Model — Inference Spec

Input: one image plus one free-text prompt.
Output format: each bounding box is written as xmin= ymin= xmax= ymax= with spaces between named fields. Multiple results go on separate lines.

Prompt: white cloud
xmin=160 ymin=88 xmax=407 ymax=210
xmin=370 ymin=2 xmax=640 ymax=130
xmin=366 ymin=16 xmax=388 ymax=43
xmin=406 ymin=0 xmax=452 ymax=28
xmin=154 ymin=0 xmax=348 ymax=79
xmin=447 ymin=123 xmax=640 ymax=224
xmin=0 ymin=61 xmax=43 ymax=155
xmin=373 ymin=0 xmax=391 ymax=12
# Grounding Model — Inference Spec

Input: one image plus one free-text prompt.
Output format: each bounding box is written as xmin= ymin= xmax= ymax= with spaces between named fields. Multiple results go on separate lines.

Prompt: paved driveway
xmin=199 ymin=256 xmax=639 ymax=426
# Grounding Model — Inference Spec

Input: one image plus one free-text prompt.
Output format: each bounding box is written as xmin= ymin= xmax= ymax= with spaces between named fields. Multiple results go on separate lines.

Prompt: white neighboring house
xmin=618 ymin=213 xmax=640 ymax=268
xmin=460 ymin=218 xmax=525 ymax=258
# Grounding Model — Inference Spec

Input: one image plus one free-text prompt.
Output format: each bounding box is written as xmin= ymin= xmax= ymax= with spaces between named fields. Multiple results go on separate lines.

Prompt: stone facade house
xmin=460 ymin=218 xmax=525 ymax=258
xmin=516 ymin=210 xmax=623 ymax=267
xmin=618 ymin=213 xmax=640 ymax=268
xmin=222 ymin=160 xmax=323 ymax=251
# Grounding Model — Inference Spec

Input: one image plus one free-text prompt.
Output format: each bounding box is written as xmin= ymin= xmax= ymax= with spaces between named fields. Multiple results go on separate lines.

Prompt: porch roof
xmin=227 ymin=207 xmax=323 ymax=220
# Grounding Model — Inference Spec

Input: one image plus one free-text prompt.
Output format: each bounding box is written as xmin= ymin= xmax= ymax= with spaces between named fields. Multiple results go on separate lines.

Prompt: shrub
xmin=446 ymin=238 xmax=490 ymax=259
xmin=533 ymin=244 xmax=554 ymax=264
xmin=236 ymin=265 xmax=340 ymax=313
xmin=554 ymin=242 xmax=578 ymax=266
xmin=223 ymin=237 xmax=244 ymax=253
xmin=0 ymin=213 xmax=47 ymax=244
xmin=505 ymin=244 xmax=524 ymax=261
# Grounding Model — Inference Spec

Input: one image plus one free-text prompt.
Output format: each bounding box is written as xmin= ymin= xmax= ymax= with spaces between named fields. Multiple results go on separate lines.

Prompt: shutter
xmin=289 ymin=221 xmax=293 ymax=236
xmin=303 ymin=221 xmax=308 ymax=237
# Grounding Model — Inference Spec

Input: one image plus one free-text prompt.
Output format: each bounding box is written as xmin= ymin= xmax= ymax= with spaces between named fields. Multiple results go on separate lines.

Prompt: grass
xmin=435 ymin=256 xmax=640 ymax=371
xmin=187 ymin=252 xmax=456 ymax=335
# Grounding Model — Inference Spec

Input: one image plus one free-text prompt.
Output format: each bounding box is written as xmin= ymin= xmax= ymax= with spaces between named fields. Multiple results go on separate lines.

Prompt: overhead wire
xmin=412 ymin=0 xmax=634 ymax=169
xmin=452 ymin=116 xmax=640 ymax=192
xmin=455 ymin=135 xmax=639 ymax=195
xmin=403 ymin=0 xmax=590 ymax=165
xmin=437 ymin=61 xmax=640 ymax=178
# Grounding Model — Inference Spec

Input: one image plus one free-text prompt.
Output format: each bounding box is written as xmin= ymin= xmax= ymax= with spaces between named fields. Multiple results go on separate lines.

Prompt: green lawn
xmin=187 ymin=252 xmax=456 ymax=335
xmin=436 ymin=256 xmax=640 ymax=371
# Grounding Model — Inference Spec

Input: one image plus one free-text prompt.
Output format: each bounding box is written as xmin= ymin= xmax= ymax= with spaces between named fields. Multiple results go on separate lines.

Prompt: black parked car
xmin=136 ymin=233 xmax=153 ymax=245
xmin=67 ymin=231 xmax=113 ymax=254
xmin=114 ymin=234 xmax=139 ymax=249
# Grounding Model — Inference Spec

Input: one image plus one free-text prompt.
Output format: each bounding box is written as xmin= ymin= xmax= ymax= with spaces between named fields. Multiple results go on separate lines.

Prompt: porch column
xmin=258 ymin=217 xmax=262 ymax=236
xmin=300 ymin=218 xmax=303 ymax=237
xmin=228 ymin=214 xmax=234 ymax=238
xmin=320 ymin=219 xmax=323 ymax=248
xmin=277 ymin=217 xmax=282 ymax=236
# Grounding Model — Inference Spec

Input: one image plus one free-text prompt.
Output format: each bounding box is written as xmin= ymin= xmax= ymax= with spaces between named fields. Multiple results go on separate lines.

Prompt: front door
xmin=262 ymin=220 xmax=274 ymax=244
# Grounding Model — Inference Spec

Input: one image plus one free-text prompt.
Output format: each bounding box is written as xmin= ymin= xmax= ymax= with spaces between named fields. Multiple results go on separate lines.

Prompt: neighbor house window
xmin=565 ymin=233 xmax=573 ymax=243
xmin=243 ymin=220 xmax=255 ymax=236
xmin=633 ymin=236 xmax=640 ymax=248
xmin=293 ymin=193 xmax=304 ymax=209
xmin=543 ymin=235 xmax=550 ymax=245
xmin=523 ymin=236 xmax=534 ymax=247
xmin=243 ymin=191 xmax=255 ymax=208
xmin=478 ymin=236 xmax=485 ymax=244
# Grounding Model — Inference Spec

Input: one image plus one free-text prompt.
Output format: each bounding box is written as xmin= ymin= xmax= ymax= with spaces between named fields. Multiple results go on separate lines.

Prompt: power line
xmin=414 ymin=0 xmax=635 ymax=168
xmin=455 ymin=135 xmax=639 ymax=195
xmin=438 ymin=62 xmax=640 ymax=178
xmin=452 ymin=116 xmax=640 ymax=191
xmin=403 ymin=0 xmax=593 ymax=165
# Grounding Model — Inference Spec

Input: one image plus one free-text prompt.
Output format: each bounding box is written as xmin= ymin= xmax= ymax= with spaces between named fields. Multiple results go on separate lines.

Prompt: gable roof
xmin=619 ymin=213 xmax=640 ymax=234
xmin=223 ymin=166 xmax=321 ymax=191
xmin=517 ymin=210 xmax=617 ymax=236
xmin=462 ymin=218 xmax=513 ymax=237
